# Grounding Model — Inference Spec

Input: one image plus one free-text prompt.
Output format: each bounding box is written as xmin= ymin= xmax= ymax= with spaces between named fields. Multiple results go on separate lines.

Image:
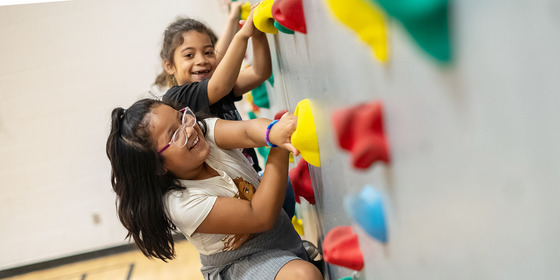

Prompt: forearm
xmin=243 ymin=118 xmax=273 ymax=147
xmin=207 ymin=33 xmax=249 ymax=104
xmin=215 ymin=16 xmax=239 ymax=62
xmin=249 ymin=148 xmax=289 ymax=225
xmin=249 ymin=33 xmax=272 ymax=81
xmin=215 ymin=115 xmax=297 ymax=152
xmin=231 ymin=33 xmax=272 ymax=95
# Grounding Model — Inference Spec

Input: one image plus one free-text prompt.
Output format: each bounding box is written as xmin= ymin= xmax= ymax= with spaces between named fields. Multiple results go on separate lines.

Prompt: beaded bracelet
xmin=265 ymin=120 xmax=279 ymax=148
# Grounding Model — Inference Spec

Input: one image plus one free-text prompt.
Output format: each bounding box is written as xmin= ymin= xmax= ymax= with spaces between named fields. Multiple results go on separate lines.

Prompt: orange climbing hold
xmin=332 ymin=100 xmax=390 ymax=169
xmin=271 ymin=0 xmax=307 ymax=34
xmin=323 ymin=226 xmax=364 ymax=271
xmin=288 ymin=158 xmax=316 ymax=205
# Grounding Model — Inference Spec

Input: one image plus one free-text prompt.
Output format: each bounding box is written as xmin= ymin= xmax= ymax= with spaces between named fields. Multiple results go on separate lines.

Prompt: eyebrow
xmin=180 ymin=45 xmax=214 ymax=52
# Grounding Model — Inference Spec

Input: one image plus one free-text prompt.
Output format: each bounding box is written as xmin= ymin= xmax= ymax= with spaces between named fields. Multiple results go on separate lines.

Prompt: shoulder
xmin=163 ymin=81 xmax=210 ymax=105
xmin=203 ymin=118 xmax=220 ymax=144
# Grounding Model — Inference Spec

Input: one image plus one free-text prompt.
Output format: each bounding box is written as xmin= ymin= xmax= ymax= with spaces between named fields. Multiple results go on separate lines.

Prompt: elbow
xmin=262 ymin=67 xmax=272 ymax=81
xmin=253 ymin=214 xmax=277 ymax=233
xmin=255 ymin=67 xmax=272 ymax=84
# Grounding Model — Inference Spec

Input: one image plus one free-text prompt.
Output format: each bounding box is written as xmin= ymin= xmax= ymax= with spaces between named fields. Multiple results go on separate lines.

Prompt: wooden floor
xmin=3 ymin=240 xmax=203 ymax=280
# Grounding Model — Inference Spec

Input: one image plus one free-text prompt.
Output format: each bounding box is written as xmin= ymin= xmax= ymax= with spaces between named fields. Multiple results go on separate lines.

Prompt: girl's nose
xmin=195 ymin=54 xmax=208 ymax=65
xmin=185 ymin=126 xmax=196 ymax=140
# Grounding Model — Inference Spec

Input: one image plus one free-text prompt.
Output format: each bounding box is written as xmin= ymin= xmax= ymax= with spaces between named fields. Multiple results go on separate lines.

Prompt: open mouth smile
xmin=189 ymin=136 xmax=200 ymax=150
xmin=192 ymin=70 xmax=211 ymax=75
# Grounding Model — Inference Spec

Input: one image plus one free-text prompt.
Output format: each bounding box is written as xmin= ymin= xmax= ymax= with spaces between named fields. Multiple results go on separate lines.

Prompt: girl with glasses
xmin=106 ymin=99 xmax=322 ymax=280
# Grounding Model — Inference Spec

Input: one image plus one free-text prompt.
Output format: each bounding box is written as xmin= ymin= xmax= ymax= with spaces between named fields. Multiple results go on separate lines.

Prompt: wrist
xmin=234 ymin=31 xmax=251 ymax=41
xmin=265 ymin=120 xmax=279 ymax=148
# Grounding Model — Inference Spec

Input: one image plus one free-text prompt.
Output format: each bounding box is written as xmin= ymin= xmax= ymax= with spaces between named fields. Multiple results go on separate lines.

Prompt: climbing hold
xmin=271 ymin=0 xmax=307 ymax=34
xmin=292 ymin=216 xmax=305 ymax=235
xmin=251 ymin=83 xmax=270 ymax=108
xmin=274 ymin=21 xmax=295 ymax=34
xmin=240 ymin=2 xmax=251 ymax=20
xmin=253 ymin=0 xmax=278 ymax=34
xmin=251 ymin=74 xmax=274 ymax=108
xmin=344 ymin=185 xmax=388 ymax=243
xmin=370 ymin=0 xmax=451 ymax=62
xmin=291 ymin=99 xmax=321 ymax=167
xmin=324 ymin=0 xmax=389 ymax=62
xmin=323 ymin=226 xmax=364 ymax=271
xmin=274 ymin=109 xmax=288 ymax=120
xmin=288 ymin=158 xmax=316 ymax=204
xmin=332 ymin=100 xmax=389 ymax=169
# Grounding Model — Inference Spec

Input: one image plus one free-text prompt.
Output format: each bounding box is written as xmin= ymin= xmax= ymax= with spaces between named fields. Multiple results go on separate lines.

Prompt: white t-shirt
xmin=164 ymin=118 xmax=261 ymax=255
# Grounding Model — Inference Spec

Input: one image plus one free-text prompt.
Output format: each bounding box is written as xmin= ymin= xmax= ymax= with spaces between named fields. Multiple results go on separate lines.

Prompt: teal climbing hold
xmin=268 ymin=73 xmax=274 ymax=86
xmin=370 ymin=0 xmax=452 ymax=62
xmin=251 ymin=83 xmax=270 ymax=108
xmin=252 ymin=74 xmax=275 ymax=109
xmin=274 ymin=21 xmax=295 ymax=34
xmin=344 ymin=185 xmax=388 ymax=243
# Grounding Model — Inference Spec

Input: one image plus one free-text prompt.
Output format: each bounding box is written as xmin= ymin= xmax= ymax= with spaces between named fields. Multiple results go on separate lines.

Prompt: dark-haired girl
xmin=106 ymin=98 xmax=321 ymax=279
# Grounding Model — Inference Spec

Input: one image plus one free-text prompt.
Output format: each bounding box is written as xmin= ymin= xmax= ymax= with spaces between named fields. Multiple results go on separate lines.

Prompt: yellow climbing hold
xmin=291 ymin=99 xmax=321 ymax=167
xmin=325 ymin=0 xmax=389 ymax=62
xmin=292 ymin=216 xmax=305 ymax=235
xmin=253 ymin=0 xmax=278 ymax=34
xmin=240 ymin=2 xmax=251 ymax=20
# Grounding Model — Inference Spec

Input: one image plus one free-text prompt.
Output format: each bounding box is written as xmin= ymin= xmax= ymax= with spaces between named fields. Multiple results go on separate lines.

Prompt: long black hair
xmin=106 ymin=98 xmax=206 ymax=261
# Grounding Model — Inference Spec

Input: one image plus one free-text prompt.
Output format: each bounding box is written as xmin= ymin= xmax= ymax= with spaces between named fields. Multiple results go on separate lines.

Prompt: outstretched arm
xmin=232 ymin=30 xmax=272 ymax=96
xmin=206 ymin=7 xmax=256 ymax=105
xmin=213 ymin=112 xmax=299 ymax=155
xmin=214 ymin=1 xmax=243 ymax=63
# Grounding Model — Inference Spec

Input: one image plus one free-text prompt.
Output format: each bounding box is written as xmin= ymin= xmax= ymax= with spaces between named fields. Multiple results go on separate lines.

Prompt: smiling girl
xmin=106 ymin=98 xmax=322 ymax=279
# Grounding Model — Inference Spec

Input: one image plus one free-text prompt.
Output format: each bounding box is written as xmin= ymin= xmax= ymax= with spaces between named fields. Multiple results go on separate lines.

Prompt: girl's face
xmin=165 ymin=31 xmax=217 ymax=85
xmin=149 ymin=104 xmax=210 ymax=180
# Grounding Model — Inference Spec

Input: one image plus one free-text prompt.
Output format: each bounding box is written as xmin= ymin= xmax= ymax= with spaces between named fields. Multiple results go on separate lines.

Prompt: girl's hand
xmin=268 ymin=112 xmax=300 ymax=156
xmin=228 ymin=1 xmax=243 ymax=21
xmin=238 ymin=3 xmax=264 ymax=39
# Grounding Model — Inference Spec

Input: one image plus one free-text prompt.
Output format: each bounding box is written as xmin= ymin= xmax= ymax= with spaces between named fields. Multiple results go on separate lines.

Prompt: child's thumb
xmin=282 ymin=143 xmax=299 ymax=157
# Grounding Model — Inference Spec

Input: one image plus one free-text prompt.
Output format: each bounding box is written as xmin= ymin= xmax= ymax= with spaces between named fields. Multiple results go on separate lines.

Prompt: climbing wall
xmin=248 ymin=0 xmax=560 ymax=279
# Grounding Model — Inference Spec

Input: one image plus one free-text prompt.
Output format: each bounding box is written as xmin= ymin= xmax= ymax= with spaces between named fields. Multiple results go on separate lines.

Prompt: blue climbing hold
xmin=344 ymin=185 xmax=387 ymax=243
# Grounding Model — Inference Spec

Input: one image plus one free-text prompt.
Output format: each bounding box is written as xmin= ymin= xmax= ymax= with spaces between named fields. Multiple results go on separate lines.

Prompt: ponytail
xmin=106 ymin=99 xmax=184 ymax=261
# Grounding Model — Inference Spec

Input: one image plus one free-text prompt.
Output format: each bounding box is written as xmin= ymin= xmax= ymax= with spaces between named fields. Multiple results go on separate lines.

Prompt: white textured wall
xmin=268 ymin=0 xmax=560 ymax=279
xmin=0 ymin=0 xmax=228 ymax=270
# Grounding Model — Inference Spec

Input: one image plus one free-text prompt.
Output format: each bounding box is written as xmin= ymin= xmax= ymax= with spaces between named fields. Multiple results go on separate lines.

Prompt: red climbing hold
xmin=323 ymin=226 xmax=364 ymax=271
xmin=332 ymin=101 xmax=390 ymax=169
xmin=274 ymin=109 xmax=288 ymax=120
xmin=271 ymin=0 xmax=307 ymax=34
xmin=288 ymin=158 xmax=316 ymax=204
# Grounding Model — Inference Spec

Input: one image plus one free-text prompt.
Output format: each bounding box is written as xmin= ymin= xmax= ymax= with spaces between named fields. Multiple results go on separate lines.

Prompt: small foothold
xmin=323 ymin=226 xmax=365 ymax=271
xmin=288 ymin=158 xmax=316 ymax=205
xmin=344 ymin=185 xmax=388 ymax=243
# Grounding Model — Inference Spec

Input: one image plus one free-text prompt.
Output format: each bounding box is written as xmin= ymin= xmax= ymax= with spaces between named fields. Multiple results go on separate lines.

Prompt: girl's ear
xmin=163 ymin=60 xmax=175 ymax=75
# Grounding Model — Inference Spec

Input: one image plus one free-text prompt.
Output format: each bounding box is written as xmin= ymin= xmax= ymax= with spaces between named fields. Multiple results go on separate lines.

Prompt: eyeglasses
xmin=158 ymin=107 xmax=197 ymax=153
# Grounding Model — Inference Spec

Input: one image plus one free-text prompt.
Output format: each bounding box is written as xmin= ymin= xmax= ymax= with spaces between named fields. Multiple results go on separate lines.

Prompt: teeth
xmin=191 ymin=136 xmax=199 ymax=148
